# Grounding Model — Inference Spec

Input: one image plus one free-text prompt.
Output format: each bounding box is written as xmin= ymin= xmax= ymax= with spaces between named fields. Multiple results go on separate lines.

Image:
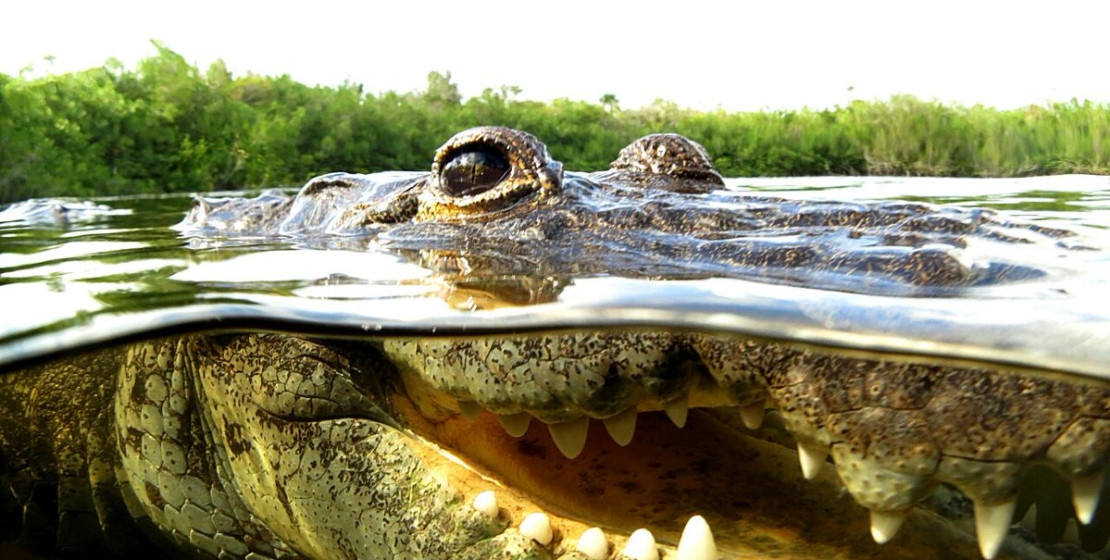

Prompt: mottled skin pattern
xmin=188 ymin=129 xmax=1073 ymax=298
xmin=2 ymin=127 xmax=1109 ymax=559
xmin=1 ymin=336 xmax=539 ymax=559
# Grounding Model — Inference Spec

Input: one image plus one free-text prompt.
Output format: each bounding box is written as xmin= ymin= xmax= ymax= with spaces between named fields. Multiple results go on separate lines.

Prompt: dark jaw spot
xmin=143 ymin=482 xmax=165 ymax=509
xmin=515 ymin=439 xmax=548 ymax=459
xmin=222 ymin=420 xmax=250 ymax=457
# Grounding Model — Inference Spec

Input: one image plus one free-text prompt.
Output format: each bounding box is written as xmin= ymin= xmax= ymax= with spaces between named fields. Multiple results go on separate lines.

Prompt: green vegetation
xmin=2 ymin=44 xmax=1108 ymax=202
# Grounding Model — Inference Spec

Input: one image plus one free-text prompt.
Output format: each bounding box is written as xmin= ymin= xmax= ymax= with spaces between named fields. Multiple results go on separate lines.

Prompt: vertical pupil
xmin=440 ymin=147 xmax=510 ymax=197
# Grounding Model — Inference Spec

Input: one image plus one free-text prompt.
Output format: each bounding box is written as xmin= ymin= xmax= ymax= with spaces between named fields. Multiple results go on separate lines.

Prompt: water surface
xmin=2 ymin=175 xmax=1110 ymax=379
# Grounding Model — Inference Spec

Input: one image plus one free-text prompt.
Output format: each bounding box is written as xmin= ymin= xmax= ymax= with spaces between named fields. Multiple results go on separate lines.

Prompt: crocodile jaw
xmin=105 ymin=333 xmax=1110 ymax=559
xmin=384 ymin=331 xmax=1110 ymax=559
xmin=392 ymin=377 xmax=997 ymax=558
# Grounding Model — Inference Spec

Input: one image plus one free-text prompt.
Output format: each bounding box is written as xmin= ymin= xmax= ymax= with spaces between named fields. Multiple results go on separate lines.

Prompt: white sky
xmin=3 ymin=0 xmax=1108 ymax=112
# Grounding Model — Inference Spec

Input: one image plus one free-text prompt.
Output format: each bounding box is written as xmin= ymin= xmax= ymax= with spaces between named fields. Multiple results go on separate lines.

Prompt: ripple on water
xmin=1 ymin=177 xmax=1109 ymax=380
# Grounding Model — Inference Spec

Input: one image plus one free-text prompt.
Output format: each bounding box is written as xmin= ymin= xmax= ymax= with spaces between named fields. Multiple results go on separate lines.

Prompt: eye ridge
xmin=440 ymin=146 xmax=511 ymax=198
xmin=419 ymin=126 xmax=563 ymax=222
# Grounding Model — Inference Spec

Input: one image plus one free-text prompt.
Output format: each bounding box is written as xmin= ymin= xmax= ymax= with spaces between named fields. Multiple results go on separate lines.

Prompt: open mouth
xmin=391 ymin=393 xmax=982 ymax=559
xmin=378 ymin=331 xmax=1110 ymax=559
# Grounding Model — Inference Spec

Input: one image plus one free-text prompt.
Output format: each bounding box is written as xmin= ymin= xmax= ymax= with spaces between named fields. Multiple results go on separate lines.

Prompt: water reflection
xmin=1 ymin=176 xmax=1109 ymax=377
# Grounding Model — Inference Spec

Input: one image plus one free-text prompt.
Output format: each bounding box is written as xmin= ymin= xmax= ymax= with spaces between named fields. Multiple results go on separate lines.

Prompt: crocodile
xmin=2 ymin=127 xmax=1110 ymax=560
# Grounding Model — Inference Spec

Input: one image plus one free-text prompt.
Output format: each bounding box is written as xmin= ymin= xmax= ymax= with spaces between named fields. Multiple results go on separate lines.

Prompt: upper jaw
xmin=382 ymin=330 xmax=1110 ymax=559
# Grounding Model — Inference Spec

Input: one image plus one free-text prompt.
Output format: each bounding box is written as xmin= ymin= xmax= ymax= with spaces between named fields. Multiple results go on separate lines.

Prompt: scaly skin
xmin=1 ymin=336 xmax=540 ymax=559
xmin=4 ymin=329 xmax=1109 ymax=558
xmin=184 ymin=127 xmax=1073 ymax=298
xmin=3 ymin=127 xmax=1109 ymax=558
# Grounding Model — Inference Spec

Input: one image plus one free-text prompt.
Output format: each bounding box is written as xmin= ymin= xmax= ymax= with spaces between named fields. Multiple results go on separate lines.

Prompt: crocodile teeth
xmin=621 ymin=528 xmax=660 ymax=560
xmin=574 ymin=527 xmax=609 ymax=560
xmin=1071 ymin=471 xmax=1105 ymax=525
xmin=520 ymin=512 xmax=553 ymax=545
xmin=869 ymin=508 xmax=910 ymax=544
xmin=458 ymin=399 xmax=482 ymax=420
xmin=472 ymin=490 xmax=498 ymax=518
xmin=676 ymin=515 xmax=717 ymax=560
xmin=663 ymin=398 xmax=689 ymax=428
xmin=602 ymin=408 xmax=638 ymax=446
xmin=497 ymin=412 xmax=531 ymax=437
xmin=739 ymin=401 xmax=766 ymax=430
xmin=797 ymin=441 xmax=828 ymax=480
xmin=547 ymin=416 xmax=590 ymax=459
xmin=974 ymin=499 xmax=1017 ymax=559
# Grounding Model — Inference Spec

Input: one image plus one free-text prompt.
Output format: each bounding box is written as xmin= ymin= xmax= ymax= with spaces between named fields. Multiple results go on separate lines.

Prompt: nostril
xmin=439 ymin=146 xmax=511 ymax=197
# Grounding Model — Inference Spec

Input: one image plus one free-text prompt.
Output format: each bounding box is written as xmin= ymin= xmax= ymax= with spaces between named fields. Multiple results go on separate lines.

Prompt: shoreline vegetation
xmin=1 ymin=45 xmax=1108 ymax=203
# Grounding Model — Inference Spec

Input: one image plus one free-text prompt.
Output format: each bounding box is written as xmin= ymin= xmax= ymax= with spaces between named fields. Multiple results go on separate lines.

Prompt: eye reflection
xmin=439 ymin=146 xmax=511 ymax=197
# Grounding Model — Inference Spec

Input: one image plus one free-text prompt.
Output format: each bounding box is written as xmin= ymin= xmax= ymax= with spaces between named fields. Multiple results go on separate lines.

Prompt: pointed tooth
xmin=519 ymin=512 xmax=553 ymax=545
xmin=602 ymin=408 xmax=638 ymax=446
xmin=869 ymin=508 xmax=910 ymax=544
xmin=974 ymin=499 xmax=1016 ymax=559
xmin=547 ymin=416 xmax=590 ymax=459
xmin=458 ymin=399 xmax=482 ymax=420
xmin=739 ymin=401 xmax=765 ymax=430
xmin=1071 ymin=472 xmax=1105 ymax=525
xmin=663 ymin=398 xmax=689 ymax=428
xmin=472 ymin=490 xmax=498 ymax=518
xmin=621 ymin=528 xmax=660 ymax=560
xmin=797 ymin=441 xmax=828 ymax=480
xmin=497 ymin=412 xmax=531 ymax=437
xmin=574 ymin=527 xmax=609 ymax=560
xmin=675 ymin=515 xmax=717 ymax=560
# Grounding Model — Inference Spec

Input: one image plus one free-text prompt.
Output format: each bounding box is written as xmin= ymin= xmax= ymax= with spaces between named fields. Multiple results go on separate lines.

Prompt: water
xmin=3 ymin=175 xmax=1110 ymax=379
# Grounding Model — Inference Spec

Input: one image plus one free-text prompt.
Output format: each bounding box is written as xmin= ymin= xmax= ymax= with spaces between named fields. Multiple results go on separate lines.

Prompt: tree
xmin=423 ymin=71 xmax=461 ymax=109
xmin=600 ymin=93 xmax=619 ymax=113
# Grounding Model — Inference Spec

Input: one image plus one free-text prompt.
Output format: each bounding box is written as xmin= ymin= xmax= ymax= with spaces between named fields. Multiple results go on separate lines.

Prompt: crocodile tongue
xmin=390 ymin=387 xmax=992 ymax=558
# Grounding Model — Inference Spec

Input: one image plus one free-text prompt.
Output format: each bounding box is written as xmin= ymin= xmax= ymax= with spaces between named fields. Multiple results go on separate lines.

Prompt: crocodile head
xmin=7 ymin=128 xmax=1108 ymax=560
xmin=189 ymin=126 xmax=1081 ymax=301
xmin=173 ymin=127 xmax=1110 ymax=558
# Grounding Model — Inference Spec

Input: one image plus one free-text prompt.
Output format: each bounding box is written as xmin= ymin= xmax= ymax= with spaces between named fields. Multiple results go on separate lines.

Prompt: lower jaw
xmin=391 ymin=392 xmax=990 ymax=559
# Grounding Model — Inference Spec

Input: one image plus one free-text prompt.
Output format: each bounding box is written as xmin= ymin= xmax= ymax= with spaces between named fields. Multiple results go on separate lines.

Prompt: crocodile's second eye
xmin=439 ymin=147 xmax=510 ymax=197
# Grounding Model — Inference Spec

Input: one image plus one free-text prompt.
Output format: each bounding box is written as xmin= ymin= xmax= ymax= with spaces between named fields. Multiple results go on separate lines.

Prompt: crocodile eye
xmin=439 ymin=147 xmax=511 ymax=197
xmin=609 ymin=133 xmax=725 ymax=192
xmin=422 ymin=126 xmax=563 ymax=221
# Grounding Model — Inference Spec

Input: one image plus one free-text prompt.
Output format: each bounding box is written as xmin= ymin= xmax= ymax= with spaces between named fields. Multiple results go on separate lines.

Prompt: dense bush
xmin=2 ymin=45 xmax=1107 ymax=202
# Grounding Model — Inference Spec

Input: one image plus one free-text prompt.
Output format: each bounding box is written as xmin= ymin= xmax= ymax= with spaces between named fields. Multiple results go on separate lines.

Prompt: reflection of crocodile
xmin=3 ymin=127 xmax=1109 ymax=559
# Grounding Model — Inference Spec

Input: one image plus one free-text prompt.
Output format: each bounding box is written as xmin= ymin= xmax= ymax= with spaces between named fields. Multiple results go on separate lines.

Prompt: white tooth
xmin=797 ymin=441 xmax=828 ymax=480
xmin=621 ymin=528 xmax=660 ymax=560
xmin=676 ymin=515 xmax=717 ymax=560
xmin=602 ymin=408 xmax=638 ymax=446
xmin=472 ymin=491 xmax=498 ymax=518
xmin=663 ymin=398 xmax=689 ymax=428
xmin=497 ymin=412 xmax=531 ymax=437
xmin=574 ymin=527 xmax=609 ymax=560
xmin=458 ymin=399 xmax=482 ymax=420
xmin=519 ymin=512 xmax=553 ymax=545
xmin=1071 ymin=472 xmax=1105 ymax=525
xmin=547 ymin=416 xmax=590 ymax=459
xmin=869 ymin=508 xmax=909 ymax=544
xmin=974 ymin=499 xmax=1016 ymax=559
xmin=739 ymin=401 xmax=765 ymax=430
